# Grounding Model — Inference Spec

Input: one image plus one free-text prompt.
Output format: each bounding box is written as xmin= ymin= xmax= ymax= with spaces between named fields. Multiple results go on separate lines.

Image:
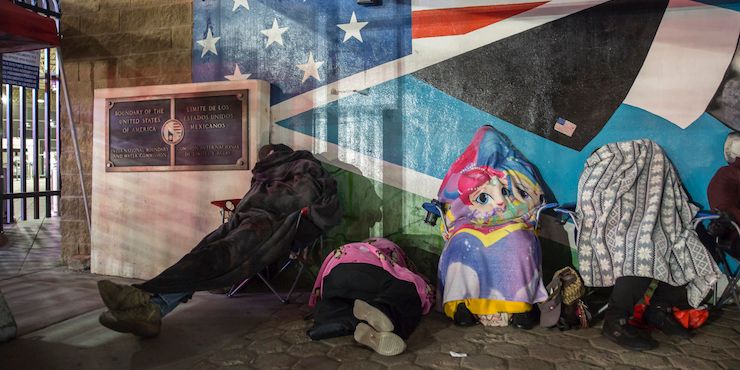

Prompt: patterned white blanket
xmin=576 ymin=140 xmax=720 ymax=307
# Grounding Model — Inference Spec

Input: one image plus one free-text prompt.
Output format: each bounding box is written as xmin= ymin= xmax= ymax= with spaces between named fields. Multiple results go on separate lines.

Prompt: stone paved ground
xmin=2 ymin=220 xmax=738 ymax=369
xmin=190 ymin=297 xmax=740 ymax=370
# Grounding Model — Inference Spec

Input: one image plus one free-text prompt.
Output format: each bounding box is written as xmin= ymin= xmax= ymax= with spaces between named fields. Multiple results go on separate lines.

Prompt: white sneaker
xmin=354 ymin=322 xmax=406 ymax=356
xmin=352 ymin=299 xmax=394 ymax=332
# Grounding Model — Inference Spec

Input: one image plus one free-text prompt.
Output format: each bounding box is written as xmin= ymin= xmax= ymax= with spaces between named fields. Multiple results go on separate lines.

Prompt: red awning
xmin=0 ymin=1 xmax=60 ymax=53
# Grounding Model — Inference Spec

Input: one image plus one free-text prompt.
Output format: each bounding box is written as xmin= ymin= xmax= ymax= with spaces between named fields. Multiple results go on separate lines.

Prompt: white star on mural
xmin=232 ymin=0 xmax=249 ymax=11
xmin=337 ymin=11 xmax=368 ymax=42
xmin=224 ymin=65 xmax=251 ymax=81
xmin=296 ymin=51 xmax=324 ymax=83
xmin=197 ymin=29 xmax=221 ymax=57
xmin=260 ymin=18 xmax=288 ymax=47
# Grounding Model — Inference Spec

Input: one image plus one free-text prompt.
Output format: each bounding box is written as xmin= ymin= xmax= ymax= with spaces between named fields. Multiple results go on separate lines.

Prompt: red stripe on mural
xmin=412 ymin=2 xmax=549 ymax=39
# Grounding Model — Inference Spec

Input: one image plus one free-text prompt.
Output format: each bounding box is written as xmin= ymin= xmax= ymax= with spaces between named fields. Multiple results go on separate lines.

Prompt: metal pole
xmin=4 ymin=84 xmax=13 ymax=224
xmin=44 ymin=49 xmax=51 ymax=217
xmin=19 ymin=87 xmax=26 ymax=221
xmin=32 ymin=88 xmax=39 ymax=219
xmin=56 ymin=50 xmax=91 ymax=236
xmin=0 ymin=54 xmax=4 ymax=236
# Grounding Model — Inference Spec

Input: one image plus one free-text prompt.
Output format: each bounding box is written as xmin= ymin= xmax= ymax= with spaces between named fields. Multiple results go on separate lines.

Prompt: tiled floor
xmin=0 ymin=218 xmax=61 ymax=280
xmin=0 ymin=219 xmax=278 ymax=370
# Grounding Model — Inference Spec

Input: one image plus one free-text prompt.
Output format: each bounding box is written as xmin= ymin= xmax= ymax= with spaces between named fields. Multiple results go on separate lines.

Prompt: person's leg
xmin=602 ymin=276 xmax=658 ymax=351
xmin=97 ymin=280 xmax=191 ymax=337
xmin=644 ymin=282 xmax=693 ymax=337
xmin=308 ymin=265 xmax=364 ymax=340
xmin=370 ymin=275 xmax=423 ymax=340
xmin=310 ymin=264 xmax=420 ymax=355
xmin=308 ymin=296 xmax=358 ymax=340
xmin=349 ymin=265 xmax=423 ymax=356
xmin=606 ymin=276 xmax=653 ymax=319
xmin=150 ymin=292 xmax=194 ymax=317
xmin=650 ymin=281 xmax=689 ymax=308
xmin=322 ymin=263 xmax=423 ymax=340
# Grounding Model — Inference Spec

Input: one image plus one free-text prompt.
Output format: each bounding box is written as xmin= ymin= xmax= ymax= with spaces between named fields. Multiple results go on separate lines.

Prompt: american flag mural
xmin=193 ymin=0 xmax=740 ymax=208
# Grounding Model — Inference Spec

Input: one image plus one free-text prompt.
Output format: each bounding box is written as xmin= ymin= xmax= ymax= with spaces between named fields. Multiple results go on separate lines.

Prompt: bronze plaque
xmin=105 ymin=91 xmax=249 ymax=172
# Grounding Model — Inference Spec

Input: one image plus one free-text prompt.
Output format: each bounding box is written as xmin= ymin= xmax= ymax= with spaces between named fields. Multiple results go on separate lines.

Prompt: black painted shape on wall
xmin=707 ymin=40 xmax=740 ymax=132
xmin=413 ymin=0 xmax=669 ymax=150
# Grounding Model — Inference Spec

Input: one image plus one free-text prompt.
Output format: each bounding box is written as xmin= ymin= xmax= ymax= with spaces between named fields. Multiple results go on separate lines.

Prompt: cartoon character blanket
xmin=437 ymin=126 xmax=548 ymax=319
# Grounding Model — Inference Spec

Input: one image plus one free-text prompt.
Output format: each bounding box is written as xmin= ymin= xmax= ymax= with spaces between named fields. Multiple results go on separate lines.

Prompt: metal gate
xmin=1 ymin=1 xmax=62 ymax=225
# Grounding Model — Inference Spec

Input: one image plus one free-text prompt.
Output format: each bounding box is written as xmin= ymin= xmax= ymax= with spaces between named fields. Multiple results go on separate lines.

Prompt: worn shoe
xmin=97 ymin=280 xmax=151 ymax=311
xmin=453 ymin=302 xmax=477 ymax=327
xmin=354 ymin=322 xmax=406 ymax=356
xmin=306 ymin=322 xmax=355 ymax=340
xmin=98 ymin=303 xmax=162 ymax=338
xmin=644 ymin=305 xmax=694 ymax=338
xmin=510 ymin=311 xmax=537 ymax=330
xmin=353 ymin=299 xmax=394 ymax=332
xmin=602 ymin=316 xmax=658 ymax=351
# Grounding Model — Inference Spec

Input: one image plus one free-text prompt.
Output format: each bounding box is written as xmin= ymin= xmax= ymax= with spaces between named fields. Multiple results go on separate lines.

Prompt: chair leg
xmin=283 ymin=262 xmax=305 ymax=304
xmin=716 ymin=274 xmax=740 ymax=309
xmin=258 ymin=273 xmax=289 ymax=304
xmin=227 ymin=276 xmax=254 ymax=297
xmin=272 ymin=259 xmax=295 ymax=280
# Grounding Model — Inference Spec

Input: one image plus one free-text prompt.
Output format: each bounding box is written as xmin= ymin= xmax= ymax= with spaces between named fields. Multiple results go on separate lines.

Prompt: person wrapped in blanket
xmin=95 ymin=144 xmax=341 ymax=337
xmin=707 ymin=132 xmax=740 ymax=256
xmin=307 ymin=238 xmax=434 ymax=356
xmin=577 ymin=140 xmax=721 ymax=351
xmin=435 ymin=125 xmax=547 ymax=329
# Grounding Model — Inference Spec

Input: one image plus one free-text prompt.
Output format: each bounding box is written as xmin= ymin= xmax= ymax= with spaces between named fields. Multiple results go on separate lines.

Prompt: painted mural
xmin=193 ymin=0 xmax=740 ymax=256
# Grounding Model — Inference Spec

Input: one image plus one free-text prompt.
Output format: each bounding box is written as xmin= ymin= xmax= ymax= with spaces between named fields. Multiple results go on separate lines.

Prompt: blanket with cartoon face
xmin=437 ymin=126 xmax=548 ymax=318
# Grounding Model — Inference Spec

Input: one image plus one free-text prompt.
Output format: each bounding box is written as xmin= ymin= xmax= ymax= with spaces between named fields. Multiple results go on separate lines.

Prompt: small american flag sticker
xmin=555 ymin=117 xmax=577 ymax=137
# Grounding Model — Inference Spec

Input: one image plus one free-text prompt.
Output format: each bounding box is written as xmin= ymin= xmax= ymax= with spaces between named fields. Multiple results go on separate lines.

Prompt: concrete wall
xmin=90 ymin=81 xmax=270 ymax=279
xmin=60 ymin=0 xmax=193 ymax=264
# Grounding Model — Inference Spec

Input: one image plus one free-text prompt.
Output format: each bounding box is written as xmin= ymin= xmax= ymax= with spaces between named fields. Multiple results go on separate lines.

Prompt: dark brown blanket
xmin=137 ymin=145 xmax=341 ymax=293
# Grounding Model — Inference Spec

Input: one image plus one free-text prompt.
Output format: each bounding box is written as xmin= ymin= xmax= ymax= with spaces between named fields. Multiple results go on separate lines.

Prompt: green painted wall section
xmin=309 ymin=163 xmax=574 ymax=284
xmin=312 ymin=163 xmax=444 ymax=281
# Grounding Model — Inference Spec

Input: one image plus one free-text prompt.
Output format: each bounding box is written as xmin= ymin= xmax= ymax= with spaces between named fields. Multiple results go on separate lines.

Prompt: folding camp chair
xmin=545 ymin=204 xmax=740 ymax=312
xmin=210 ymin=200 xmax=321 ymax=304
xmin=693 ymin=211 xmax=740 ymax=310
xmin=535 ymin=203 xmax=612 ymax=316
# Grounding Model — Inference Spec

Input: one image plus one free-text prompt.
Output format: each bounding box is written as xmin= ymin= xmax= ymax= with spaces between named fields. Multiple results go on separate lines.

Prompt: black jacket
xmin=137 ymin=147 xmax=341 ymax=293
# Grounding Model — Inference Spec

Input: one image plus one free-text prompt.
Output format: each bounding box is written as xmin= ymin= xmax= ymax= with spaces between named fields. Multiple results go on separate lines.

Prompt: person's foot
xmin=306 ymin=322 xmax=355 ymax=341
xmin=602 ymin=316 xmax=658 ymax=351
xmin=453 ymin=302 xmax=477 ymax=327
xmin=354 ymin=322 xmax=406 ymax=356
xmin=353 ymin=299 xmax=394 ymax=332
xmin=98 ymin=303 xmax=162 ymax=338
xmin=97 ymin=280 xmax=151 ymax=311
xmin=510 ymin=311 xmax=536 ymax=330
xmin=644 ymin=305 xmax=694 ymax=338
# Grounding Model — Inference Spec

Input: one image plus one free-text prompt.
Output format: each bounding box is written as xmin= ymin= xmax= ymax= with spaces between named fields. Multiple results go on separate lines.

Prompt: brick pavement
xmin=190 ymin=299 xmax=740 ymax=370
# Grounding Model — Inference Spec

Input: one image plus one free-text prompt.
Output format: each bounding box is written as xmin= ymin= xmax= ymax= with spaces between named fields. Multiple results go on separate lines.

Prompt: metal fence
xmin=11 ymin=0 xmax=60 ymax=18
xmin=1 ymin=0 xmax=62 ymax=224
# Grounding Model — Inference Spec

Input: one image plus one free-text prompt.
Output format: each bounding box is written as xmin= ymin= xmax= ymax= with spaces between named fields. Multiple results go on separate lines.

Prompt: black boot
xmin=453 ymin=302 xmax=477 ymax=327
xmin=644 ymin=305 xmax=693 ymax=338
xmin=510 ymin=310 xmax=537 ymax=330
xmin=602 ymin=316 xmax=658 ymax=351
xmin=307 ymin=321 xmax=355 ymax=340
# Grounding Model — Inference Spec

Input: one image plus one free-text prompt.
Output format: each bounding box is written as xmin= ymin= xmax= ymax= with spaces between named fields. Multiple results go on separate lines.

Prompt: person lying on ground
xmin=307 ymin=238 xmax=434 ymax=356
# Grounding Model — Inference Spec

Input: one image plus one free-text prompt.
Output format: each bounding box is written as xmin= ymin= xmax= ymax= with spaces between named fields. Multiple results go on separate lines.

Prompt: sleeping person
xmin=434 ymin=125 xmax=547 ymax=328
xmin=307 ymin=238 xmax=434 ymax=356
xmin=96 ymin=144 xmax=341 ymax=337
